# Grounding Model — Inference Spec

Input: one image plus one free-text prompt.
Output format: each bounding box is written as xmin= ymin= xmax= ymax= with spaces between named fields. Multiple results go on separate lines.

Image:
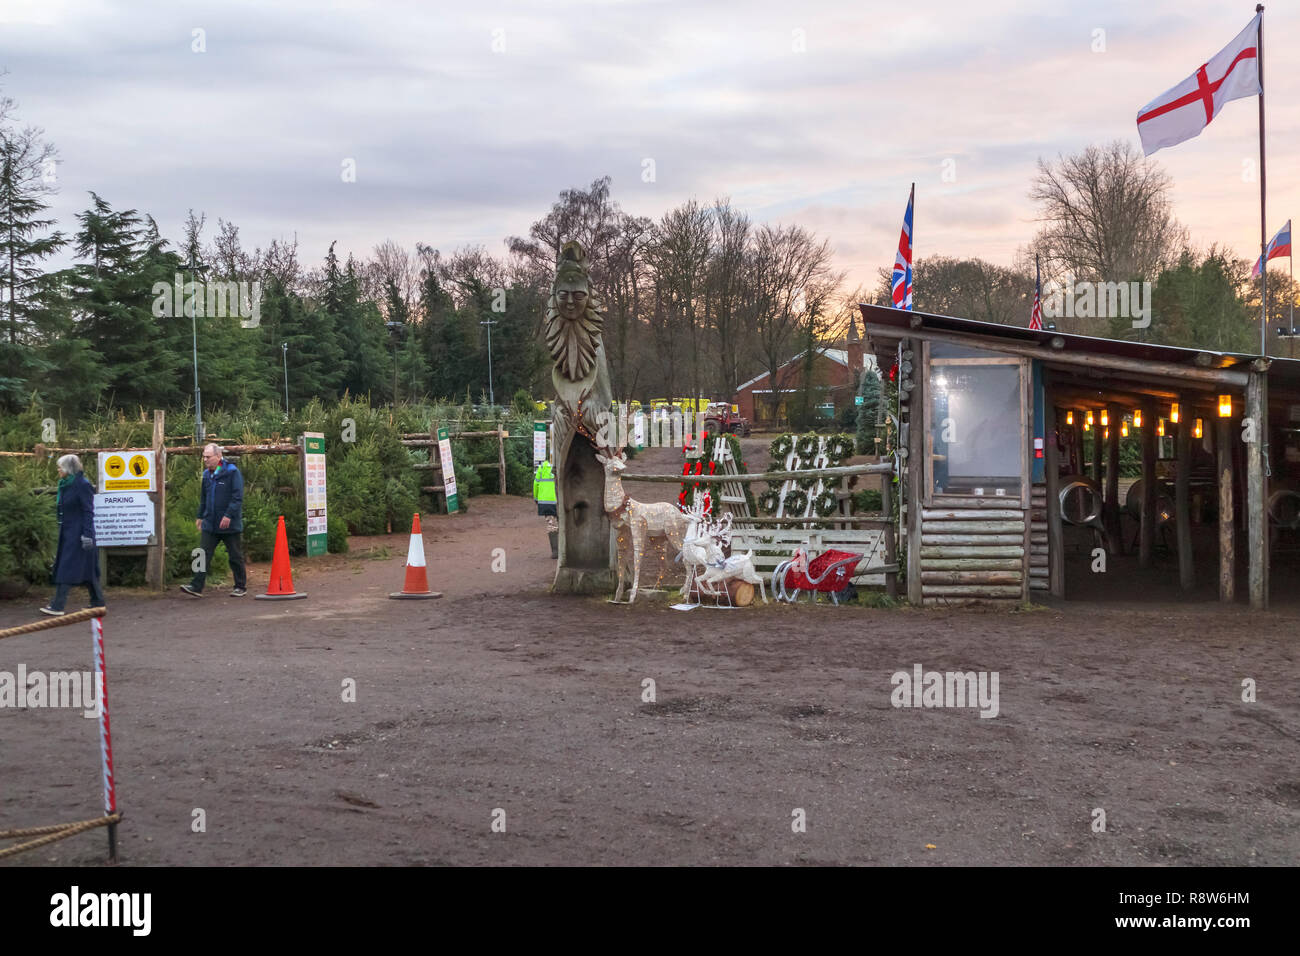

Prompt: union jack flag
xmin=891 ymin=184 xmax=914 ymax=310
xmin=1029 ymin=255 xmax=1042 ymax=330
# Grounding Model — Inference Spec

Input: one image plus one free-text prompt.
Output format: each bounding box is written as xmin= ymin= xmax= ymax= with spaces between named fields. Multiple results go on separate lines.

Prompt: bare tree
xmin=746 ymin=223 xmax=840 ymax=422
xmin=370 ymin=239 xmax=418 ymax=319
xmin=648 ymin=200 xmax=712 ymax=403
xmin=706 ymin=198 xmax=751 ymax=396
xmin=1030 ymin=140 xmax=1187 ymax=285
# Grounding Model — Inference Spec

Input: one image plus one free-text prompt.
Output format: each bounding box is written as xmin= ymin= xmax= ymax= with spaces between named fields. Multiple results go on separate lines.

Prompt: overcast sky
xmin=3 ymin=0 xmax=1296 ymax=292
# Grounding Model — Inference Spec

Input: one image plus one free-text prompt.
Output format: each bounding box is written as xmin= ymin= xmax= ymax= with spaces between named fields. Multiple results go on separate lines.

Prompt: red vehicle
xmin=704 ymin=402 xmax=751 ymax=436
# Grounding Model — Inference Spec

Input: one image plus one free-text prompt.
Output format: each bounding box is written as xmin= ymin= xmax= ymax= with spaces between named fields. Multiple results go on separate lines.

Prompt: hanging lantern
xmin=1157 ymin=418 xmax=1165 ymax=437
xmin=1194 ymin=418 xmax=1203 ymax=439
xmin=1086 ymin=410 xmax=1094 ymax=426
xmin=1218 ymin=394 xmax=1232 ymax=418
xmin=1104 ymin=427 xmax=1109 ymax=440
xmin=1170 ymin=402 xmax=1180 ymax=424
xmin=1100 ymin=410 xmax=1109 ymax=427
xmin=1121 ymin=421 xmax=1129 ymax=437
xmin=1066 ymin=411 xmax=1074 ymax=425
xmin=1132 ymin=409 xmax=1142 ymax=428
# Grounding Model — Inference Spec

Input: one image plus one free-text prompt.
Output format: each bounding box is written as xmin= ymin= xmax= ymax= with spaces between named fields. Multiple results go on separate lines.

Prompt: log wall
xmin=919 ymin=496 xmax=1028 ymax=607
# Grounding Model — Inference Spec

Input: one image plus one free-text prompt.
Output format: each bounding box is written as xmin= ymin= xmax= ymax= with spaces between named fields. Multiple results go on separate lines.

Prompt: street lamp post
xmin=480 ymin=317 xmax=497 ymax=408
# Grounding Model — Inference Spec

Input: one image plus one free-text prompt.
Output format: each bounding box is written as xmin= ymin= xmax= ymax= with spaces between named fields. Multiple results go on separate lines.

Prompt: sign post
xmin=533 ymin=421 xmax=548 ymax=466
xmin=437 ymin=425 xmax=459 ymax=514
xmin=301 ymin=432 xmax=328 ymax=556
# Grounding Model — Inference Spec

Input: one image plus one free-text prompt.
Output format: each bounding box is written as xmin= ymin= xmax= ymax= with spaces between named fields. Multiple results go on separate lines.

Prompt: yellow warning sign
xmin=99 ymin=450 xmax=155 ymax=492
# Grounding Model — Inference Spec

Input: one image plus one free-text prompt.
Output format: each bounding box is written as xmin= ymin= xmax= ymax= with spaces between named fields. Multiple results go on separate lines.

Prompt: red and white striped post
xmin=91 ymin=615 xmax=118 ymax=862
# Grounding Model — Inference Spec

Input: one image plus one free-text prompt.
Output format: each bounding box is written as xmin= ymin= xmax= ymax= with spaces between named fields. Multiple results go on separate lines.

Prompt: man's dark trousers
xmin=189 ymin=530 xmax=247 ymax=592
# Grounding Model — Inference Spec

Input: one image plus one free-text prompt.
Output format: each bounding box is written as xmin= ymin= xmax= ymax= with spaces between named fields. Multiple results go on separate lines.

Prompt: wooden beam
xmin=1246 ymin=372 xmax=1268 ymax=609
xmin=1045 ymin=396 xmax=1065 ymax=597
xmin=1091 ymin=412 xmax=1103 ymax=484
xmin=1139 ymin=399 xmax=1156 ymax=569
xmin=146 ymin=410 xmax=166 ymax=591
xmin=864 ymin=323 xmax=1250 ymax=386
xmin=881 ymin=474 xmax=897 ymax=600
xmin=1071 ymin=408 xmax=1085 ymax=477
xmin=623 ymin=461 xmax=894 ymax=484
xmin=1217 ymin=415 xmax=1235 ymax=602
xmin=1105 ymin=403 xmax=1121 ymax=552
xmin=1175 ymin=393 xmax=1194 ymax=591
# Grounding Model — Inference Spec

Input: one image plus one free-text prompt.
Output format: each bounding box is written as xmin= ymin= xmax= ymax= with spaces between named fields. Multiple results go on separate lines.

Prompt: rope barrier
xmin=0 ymin=606 xmax=105 ymax=641
xmin=0 ymin=814 xmax=121 ymax=860
xmin=0 ymin=607 xmax=119 ymax=862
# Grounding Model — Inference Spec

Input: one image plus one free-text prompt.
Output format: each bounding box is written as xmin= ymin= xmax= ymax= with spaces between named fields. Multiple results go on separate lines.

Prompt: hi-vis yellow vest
xmin=533 ymin=461 xmax=557 ymax=503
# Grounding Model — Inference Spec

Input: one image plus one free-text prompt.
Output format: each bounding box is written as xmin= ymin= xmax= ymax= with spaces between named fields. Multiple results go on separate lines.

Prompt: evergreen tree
xmin=856 ymin=367 xmax=882 ymax=455
xmin=0 ymin=117 xmax=66 ymax=407
xmin=323 ymin=244 xmax=389 ymax=400
xmin=70 ymin=193 xmax=186 ymax=408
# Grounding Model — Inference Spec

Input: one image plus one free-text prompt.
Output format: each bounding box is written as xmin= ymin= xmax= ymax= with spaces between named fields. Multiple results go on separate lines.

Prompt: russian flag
xmin=891 ymin=184 xmax=914 ymax=310
xmin=1252 ymin=220 xmax=1291 ymax=278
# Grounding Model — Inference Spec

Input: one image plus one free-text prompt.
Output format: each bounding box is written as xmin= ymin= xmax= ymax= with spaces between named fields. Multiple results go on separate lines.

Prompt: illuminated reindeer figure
xmin=596 ymin=448 xmax=689 ymax=604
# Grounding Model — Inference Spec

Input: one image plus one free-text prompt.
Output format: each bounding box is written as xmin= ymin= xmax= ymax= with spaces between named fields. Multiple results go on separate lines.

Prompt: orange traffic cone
xmin=389 ymin=513 xmax=442 ymax=600
xmin=254 ymin=515 xmax=307 ymax=601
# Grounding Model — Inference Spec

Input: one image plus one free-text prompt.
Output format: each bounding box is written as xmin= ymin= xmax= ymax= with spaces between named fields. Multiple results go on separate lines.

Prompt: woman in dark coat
xmin=40 ymin=454 xmax=105 ymax=615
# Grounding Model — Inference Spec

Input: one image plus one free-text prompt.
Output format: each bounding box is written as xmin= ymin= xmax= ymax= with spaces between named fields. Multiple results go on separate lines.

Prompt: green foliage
xmin=327 ymin=513 xmax=349 ymax=554
xmin=853 ymin=488 xmax=883 ymax=512
xmin=0 ymin=461 xmax=59 ymax=583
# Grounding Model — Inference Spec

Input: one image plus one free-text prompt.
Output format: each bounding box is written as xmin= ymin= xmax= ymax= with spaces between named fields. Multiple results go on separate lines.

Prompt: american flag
xmin=1029 ymin=255 xmax=1042 ymax=330
xmin=891 ymin=184 xmax=914 ymax=310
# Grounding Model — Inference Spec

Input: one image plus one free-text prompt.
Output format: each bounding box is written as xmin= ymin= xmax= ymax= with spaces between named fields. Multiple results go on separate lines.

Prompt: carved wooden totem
xmin=547 ymin=241 xmax=616 ymax=593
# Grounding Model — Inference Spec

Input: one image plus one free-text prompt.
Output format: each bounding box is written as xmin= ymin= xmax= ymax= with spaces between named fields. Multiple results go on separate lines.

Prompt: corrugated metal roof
xmin=858 ymin=303 xmax=1300 ymax=385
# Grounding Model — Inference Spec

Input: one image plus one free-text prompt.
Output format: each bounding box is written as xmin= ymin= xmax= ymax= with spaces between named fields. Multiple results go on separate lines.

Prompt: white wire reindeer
xmin=677 ymin=505 xmax=766 ymax=605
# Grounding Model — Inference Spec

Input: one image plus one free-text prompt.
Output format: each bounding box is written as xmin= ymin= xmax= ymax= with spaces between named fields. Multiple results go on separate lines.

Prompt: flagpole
xmin=1257 ymin=4 xmax=1267 ymax=356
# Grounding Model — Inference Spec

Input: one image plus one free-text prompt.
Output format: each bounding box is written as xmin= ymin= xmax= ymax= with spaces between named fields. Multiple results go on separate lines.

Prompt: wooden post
xmin=145 ymin=410 xmax=166 ymax=590
xmin=1091 ymin=411 xmax=1103 ymax=484
xmin=498 ymin=429 xmax=507 ymax=495
xmin=430 ymin=423 xmax=441 ymax=514
xmin=1217 ymin=415 xmax=1235 ymax=602
xmin=1104 ymin=403 xmax=1121 ymax=552
xmin=1139 ymin=399 xmax=1156 ymax=569
xmin=1175 ymin=394 xmax=1194 ymax=591
xmin=906 ymin=341 xmax=925 ymax=605
xmin=1246 ymin=371 xmax=1267 ymax=609
xmin=1044 ymin=396 xmax=1064 ymax=598
xmin=881 ymin=470 xmax=898 ymax=600
xmin=1071 ymin=409 xmax=1085 ymax=476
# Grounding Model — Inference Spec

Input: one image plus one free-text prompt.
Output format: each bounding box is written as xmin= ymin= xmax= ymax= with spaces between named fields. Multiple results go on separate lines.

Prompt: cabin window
xmin=928 ymin=345 xmax=1025 ymax=500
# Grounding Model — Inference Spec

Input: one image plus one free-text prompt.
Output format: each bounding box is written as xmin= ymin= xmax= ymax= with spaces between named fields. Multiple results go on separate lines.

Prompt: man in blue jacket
xmin=181 ymin=443 xmax=248 ymax=597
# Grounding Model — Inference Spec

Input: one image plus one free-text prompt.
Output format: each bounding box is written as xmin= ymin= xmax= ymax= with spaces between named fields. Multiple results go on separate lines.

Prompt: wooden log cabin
xmin=860 ymin=305 xmax=1300 ymax=610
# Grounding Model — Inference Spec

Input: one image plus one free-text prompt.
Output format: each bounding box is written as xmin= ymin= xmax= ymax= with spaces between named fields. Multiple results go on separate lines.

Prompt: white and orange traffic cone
xmin=389 ymin=513 xmax=442 ymax=600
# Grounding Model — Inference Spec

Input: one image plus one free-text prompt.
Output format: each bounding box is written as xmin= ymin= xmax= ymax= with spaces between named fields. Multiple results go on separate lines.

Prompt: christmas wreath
xmin=813 ymin=489 xmax=839 ymax=518
xmin=758 ymin=490 xmax=781 ymax=514
xmin=826 ymin=434 xmax=854 ymax=462
xmin=795 ymin=434 xmax=819 ymax=459
xmin=783 ymin=489 xmax=808 ymax=514
xmin=796 ymin=472 xmax=819 ymax=490
xmin=822 ymin=474 xmax=844 ymax=490
xmin=770 ymin=434 xmax=794 ymax=460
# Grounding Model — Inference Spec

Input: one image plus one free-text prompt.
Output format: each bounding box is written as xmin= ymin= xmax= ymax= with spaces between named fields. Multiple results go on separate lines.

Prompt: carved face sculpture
xmin=545 ymin=241 xmax=605 ymax=383
xmin=555 ymin=281 xmax=589 ymax=323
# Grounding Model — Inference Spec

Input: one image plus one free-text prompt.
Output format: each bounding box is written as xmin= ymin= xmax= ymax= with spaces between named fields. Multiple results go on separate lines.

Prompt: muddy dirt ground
xmin=2 ymin=454 xmax=1297 ymax=866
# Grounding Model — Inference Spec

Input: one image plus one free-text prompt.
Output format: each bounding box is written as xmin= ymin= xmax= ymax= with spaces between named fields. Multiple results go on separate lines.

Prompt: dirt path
xmin=1 ymin=495 xmax=1297 ymax=866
